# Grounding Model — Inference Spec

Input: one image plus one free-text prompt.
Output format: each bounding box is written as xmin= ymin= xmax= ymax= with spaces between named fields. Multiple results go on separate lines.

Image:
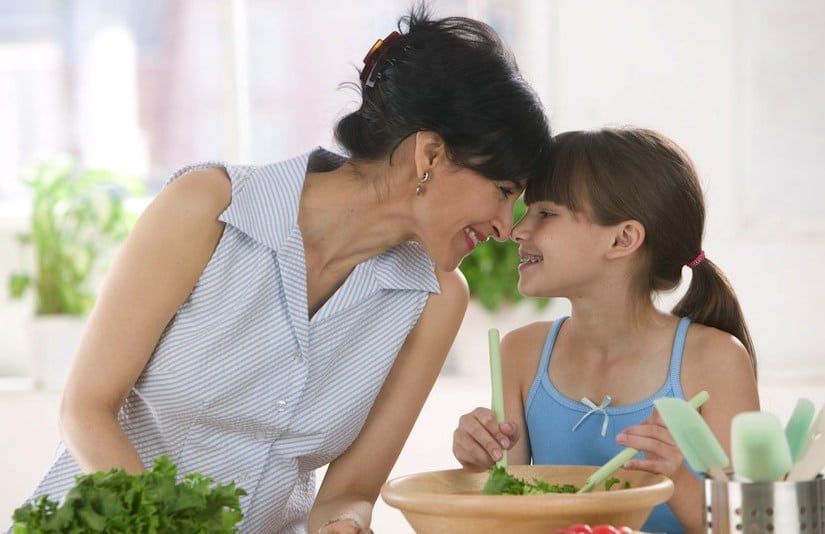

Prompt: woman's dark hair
xmin=335 ymin=4 xmax=552 ymax=185
xmin=526 ymin=128 xmax=756 ymax=376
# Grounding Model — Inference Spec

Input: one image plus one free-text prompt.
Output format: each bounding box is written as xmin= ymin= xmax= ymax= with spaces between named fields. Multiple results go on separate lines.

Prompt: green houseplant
xmin=7 ymin=156 xmax=143 ymax=388
xmin=8 ymin=156 xmax=143 ymax=315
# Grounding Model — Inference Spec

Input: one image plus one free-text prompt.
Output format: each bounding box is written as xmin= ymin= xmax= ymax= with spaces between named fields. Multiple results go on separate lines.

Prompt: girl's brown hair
xmin=526 ymin=128 xmax=756 ymax=376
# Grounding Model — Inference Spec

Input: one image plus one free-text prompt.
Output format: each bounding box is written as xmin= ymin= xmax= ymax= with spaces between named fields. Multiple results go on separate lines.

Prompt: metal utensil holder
xmin=703 ymin=475 xmax=825 ymax=533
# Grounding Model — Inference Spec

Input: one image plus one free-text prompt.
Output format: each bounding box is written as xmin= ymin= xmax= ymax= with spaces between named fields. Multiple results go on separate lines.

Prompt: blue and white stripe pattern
xmin=23 ymin=148 xmax=440 ymax=533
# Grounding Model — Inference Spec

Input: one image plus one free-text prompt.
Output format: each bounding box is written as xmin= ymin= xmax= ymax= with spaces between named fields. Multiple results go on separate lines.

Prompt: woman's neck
xmin=298 ymin=161 xmax=416 ymax=278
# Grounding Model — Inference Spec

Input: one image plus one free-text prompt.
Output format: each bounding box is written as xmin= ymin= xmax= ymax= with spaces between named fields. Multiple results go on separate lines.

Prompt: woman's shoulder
xmin=434 ymin=268 xmax=469 ymax=299
xmin=162 ymin=166 xmax=232 ymax=217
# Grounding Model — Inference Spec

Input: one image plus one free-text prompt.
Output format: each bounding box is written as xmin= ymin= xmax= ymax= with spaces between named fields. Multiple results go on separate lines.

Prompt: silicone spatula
xmin=654 ymin=396 xmax=729 ymax=481
xmin=577 ymin=390 xmax=709 ymax=493
xmin=731 ymin=411 xmax=793 ymax=482
xmin=784 ymin=397 xmax=815 ymax=462
xmin=786 ymin=402 xmax=825 ymax=481
xmin=488 ymin=328 xmax=507 ymax=469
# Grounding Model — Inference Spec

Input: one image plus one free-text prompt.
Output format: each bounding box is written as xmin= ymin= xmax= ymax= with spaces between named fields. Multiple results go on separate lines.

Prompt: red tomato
xmin=566 ymin=525 xmax=594 ymax=534
xmin=616 ymin=528 xmax=634 ymax=534
xmin=591 ymin=526 xmax=620 ymax=534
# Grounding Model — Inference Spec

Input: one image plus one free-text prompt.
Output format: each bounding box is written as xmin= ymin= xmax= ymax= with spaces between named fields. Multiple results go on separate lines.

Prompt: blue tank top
xmin=525 ymin=316 xmax=692 ymax=534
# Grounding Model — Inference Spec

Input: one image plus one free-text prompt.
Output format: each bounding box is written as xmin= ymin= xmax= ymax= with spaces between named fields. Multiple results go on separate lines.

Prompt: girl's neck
xmin=565 ymin=296 xmax=675 ymax=357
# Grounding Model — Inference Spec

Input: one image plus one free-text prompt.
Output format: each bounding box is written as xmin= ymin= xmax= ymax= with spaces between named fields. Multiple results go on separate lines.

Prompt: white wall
xmin=2 ymin=0 xmax=824 ymax=381
xmin=508 ymin=0 xmax=825 ymax=380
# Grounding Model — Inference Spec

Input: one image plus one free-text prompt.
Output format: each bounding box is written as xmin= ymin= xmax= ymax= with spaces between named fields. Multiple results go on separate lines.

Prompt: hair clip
xmin=360 ymin=31 xmax=402 ymax=88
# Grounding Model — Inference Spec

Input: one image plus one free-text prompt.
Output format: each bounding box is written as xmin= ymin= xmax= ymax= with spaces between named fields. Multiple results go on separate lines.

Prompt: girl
xmin=452 ymin=128 xmax=758 ymax=533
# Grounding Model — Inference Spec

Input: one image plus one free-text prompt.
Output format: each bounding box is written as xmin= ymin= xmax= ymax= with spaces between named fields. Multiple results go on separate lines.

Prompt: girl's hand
xmin=615 ymin=410 xmax=684 ymax=481
xmin=452 ymin=407 xmax=520 ymax=471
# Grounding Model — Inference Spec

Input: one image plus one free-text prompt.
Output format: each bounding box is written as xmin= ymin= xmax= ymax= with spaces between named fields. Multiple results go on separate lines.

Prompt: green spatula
xmin=786 ymin=403 xmax=825 ymax=481
xmin=577 ymin=390 xmax=709 ymax=493
xmin=731 ymin=411 xmax=793 ymax=482
xmin=784 ymin=397 xmax=815 ymax=462
xmin=654 ymin=396 xmax=729 ymax=481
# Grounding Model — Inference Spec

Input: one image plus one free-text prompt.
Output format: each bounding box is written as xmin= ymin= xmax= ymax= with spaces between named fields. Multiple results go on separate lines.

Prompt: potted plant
xmin=7 ymin=156 xmax=143 ymax=389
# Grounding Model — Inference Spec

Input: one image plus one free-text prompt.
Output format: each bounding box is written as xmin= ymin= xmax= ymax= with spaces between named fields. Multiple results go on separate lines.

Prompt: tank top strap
xmin=525 ymin=317 xmax=568 ymax=409
xmin=666 ymin=317 xmax=692 ymax=398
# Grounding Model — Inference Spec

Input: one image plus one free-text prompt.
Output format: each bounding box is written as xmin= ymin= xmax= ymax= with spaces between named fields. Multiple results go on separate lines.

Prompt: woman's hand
xmin=615 ymin=410 xmax=684 ymax=481
xmin=452 ymin=407 xmax=520 ymax=471
xmin=318 ymin=518 xmax=371 ymax=534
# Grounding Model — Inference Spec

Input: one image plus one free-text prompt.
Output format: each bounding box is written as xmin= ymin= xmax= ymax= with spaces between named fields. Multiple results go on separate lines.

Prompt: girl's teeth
xmin=519 ymin=255 xmax=543 ymax=264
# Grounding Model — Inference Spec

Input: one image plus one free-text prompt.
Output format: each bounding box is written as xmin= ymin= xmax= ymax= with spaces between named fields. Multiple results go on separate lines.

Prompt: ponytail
xmin=672 ymin=258 xmax=757 ymax=378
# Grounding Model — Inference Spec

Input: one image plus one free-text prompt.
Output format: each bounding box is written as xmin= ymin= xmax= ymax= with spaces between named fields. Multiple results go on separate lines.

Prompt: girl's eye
xmin=498 ymin=186 xmax=514 ymax=198
xmin=539 ymin=210 xmax=554 ymax=218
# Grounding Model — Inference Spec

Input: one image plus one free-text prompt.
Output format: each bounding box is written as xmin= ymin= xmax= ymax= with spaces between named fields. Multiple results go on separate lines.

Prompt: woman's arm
xmin=59 ymin=168 xmax=231 ymax=474
xmin=308 ymin=268 xmax=469 ymax=533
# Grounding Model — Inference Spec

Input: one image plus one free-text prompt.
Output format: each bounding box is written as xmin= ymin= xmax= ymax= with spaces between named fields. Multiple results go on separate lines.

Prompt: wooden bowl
xmin=380 ymin=465 xmax=674 ymax=534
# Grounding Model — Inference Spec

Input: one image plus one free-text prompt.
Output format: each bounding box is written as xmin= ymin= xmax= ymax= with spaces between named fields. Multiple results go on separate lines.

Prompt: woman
xmin=22 ymin=6 xmax=553 ymax=534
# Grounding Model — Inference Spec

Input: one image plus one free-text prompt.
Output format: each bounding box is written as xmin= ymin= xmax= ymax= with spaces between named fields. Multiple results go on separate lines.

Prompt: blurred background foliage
xmin=459 ymin=198 xmax=549 ymax=311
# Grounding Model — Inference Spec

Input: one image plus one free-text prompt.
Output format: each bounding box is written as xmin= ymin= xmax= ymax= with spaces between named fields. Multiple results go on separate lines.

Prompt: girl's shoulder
xmin=501 ymin=320 xmax=555 ymax=351
xmin=500 ymin=321 xmax=556 ymax=390
xmin=684 ymin=322 xmax=750 ymax=364
xmin=681 ymin=321 xmax=756 ymax=395
xmin=500 ymin=320 xmax=558 ymax=368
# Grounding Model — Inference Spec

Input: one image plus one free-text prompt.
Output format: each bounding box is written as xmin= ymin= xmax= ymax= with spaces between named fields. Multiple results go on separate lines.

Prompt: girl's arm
xmin=59 ymin=168 xmax=231 ymax=474
xmin=619 ymin=324 xmax=758 ymax=533
xmin=309 ymin=268 xmax=468 ymax=533
xmin=675 ymin=327 xmax=759 ymax=532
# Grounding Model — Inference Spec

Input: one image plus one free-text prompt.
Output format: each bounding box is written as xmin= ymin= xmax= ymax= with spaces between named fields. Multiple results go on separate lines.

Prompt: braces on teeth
xmin=520 ymin=255 xmax=543 ymax=263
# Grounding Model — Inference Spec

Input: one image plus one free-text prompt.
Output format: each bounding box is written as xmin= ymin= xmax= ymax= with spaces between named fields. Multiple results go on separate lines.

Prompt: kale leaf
xmin=12 ymin=455 xmax=246 ymax=533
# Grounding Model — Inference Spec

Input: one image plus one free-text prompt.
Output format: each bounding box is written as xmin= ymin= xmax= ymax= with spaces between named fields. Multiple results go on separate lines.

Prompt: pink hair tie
xmin=687 ymin=250 xmax=706 ymax=269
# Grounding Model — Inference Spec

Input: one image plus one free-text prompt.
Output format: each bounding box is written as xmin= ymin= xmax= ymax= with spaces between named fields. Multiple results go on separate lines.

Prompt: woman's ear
xmin=413 ymin=131 xmax=446 ymax=176
xmin=606 ymin=220 xmax=645 ymax=260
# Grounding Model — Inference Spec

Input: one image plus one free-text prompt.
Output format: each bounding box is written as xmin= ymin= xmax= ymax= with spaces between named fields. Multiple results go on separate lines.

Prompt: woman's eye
xmin=498 ymin=186 xmax=514 ymax=198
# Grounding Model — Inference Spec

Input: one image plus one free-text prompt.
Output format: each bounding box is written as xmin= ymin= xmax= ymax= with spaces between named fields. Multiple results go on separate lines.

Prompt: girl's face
xmin=418 ymin=166 xmax=523 ymax=272
xmin=512 ymin=200 xmax=616 ymax=298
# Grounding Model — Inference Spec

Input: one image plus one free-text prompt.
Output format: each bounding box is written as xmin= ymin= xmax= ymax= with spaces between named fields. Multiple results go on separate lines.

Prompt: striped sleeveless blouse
xmin=22 ymin=148 xmax=440 ymax=533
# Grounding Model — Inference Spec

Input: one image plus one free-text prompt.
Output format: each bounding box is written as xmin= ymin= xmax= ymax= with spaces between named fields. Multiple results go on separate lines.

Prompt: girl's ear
xmin=606 ymin=220 xmax=646 ymax=259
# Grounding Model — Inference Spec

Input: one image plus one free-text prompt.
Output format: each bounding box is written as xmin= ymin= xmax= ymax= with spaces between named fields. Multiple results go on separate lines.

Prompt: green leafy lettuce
xmin=12 ymin=455 xmax=246 ymax=533
xmin=481 ymin=466 xmax=631 ymax=495
xmin=482 ymin=466 xmax=579 ymax=495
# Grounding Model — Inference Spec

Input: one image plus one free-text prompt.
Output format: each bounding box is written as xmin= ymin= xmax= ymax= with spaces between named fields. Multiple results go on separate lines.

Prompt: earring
xmin=416 ymin=171 xmax=431 ymax=196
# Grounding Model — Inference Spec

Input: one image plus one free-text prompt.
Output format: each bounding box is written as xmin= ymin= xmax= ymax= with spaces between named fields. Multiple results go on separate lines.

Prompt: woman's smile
xmin=463 ymin=226 xmax=486 ymax=251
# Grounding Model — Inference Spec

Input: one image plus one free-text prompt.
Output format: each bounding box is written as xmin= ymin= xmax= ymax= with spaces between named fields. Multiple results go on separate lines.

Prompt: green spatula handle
xmin=489 ymin=328 xmax=507 ymax=469
xmin=577 ymin=390 xmax=709 ymax=493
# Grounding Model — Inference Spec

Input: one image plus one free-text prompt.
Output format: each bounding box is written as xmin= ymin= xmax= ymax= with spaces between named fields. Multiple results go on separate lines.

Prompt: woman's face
xmin=511 ymin=200 xmax=615 ymax=298
xmin=417 ymin=165 xmax=524 ymax=272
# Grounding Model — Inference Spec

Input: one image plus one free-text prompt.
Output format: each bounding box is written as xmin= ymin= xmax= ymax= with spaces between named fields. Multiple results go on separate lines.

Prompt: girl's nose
xmin=511 ymin=218 xmax=528 ymax=243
